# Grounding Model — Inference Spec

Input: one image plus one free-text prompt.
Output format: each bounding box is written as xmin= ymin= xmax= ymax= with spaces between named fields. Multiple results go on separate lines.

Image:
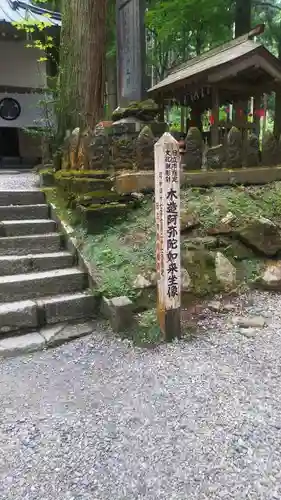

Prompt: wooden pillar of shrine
xmin=253 ymin=94 xmax=261 ymax=139
xmin=211 ymin=86 xmax=219 ymax=146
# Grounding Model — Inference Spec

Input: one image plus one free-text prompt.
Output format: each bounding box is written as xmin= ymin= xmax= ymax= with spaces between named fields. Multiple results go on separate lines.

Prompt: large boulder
xmin=236 ymin=217 xmax=281 ymax=256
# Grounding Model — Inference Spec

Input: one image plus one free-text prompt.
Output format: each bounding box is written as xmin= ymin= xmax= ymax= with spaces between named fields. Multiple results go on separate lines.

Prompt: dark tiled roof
xmin=0 ymin=0 xmax=61 ymax=26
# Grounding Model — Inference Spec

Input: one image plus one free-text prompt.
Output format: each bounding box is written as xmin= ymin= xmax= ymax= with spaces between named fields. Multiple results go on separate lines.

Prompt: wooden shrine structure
xmin=148 ymin=25 xmax=281 ymax=147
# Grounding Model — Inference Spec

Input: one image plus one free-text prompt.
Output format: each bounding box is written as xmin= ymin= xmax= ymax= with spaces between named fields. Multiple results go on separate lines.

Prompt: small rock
xmin=215 ymin=252 xmax=237 ymax=288
xmin=133 ymin=274 xmax=152 ymax=289
xmin=221 ymin=212 xmax=236 ymax=225
xmin=239 ymin=328 xmax=257 ymax=338
xmin=258 ymin=262 xmax=281 ymax=290
xmin=131 ymin=192 xmax=144 ymax=200
xmin=208 ymin=301 xmax=222 ymax=312
xmin=231 ymin=316 xmax=266 ymax=328
xmin=222 ymin=303 xmax=236 ymax=312
xmin=180 ymin=211 xmax=200 ymax=232
xmin=181 ymin=268 xmax=192 ymax=292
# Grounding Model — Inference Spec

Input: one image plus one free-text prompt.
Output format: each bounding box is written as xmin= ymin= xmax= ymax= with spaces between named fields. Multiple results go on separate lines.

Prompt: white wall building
xmin=0 ymin=0 xmax=61 ymax=166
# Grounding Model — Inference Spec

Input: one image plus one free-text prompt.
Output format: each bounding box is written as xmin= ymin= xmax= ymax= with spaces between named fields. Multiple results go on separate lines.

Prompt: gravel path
xmin=0 ymin=171 xmax=39 ymax=191
xmin=1 ymin=291 xmax=281 ymax=499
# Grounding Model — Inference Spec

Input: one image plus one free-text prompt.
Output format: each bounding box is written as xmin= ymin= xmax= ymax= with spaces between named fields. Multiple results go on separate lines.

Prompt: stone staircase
xmin=0 ymin=190 xmax=96 ymax=336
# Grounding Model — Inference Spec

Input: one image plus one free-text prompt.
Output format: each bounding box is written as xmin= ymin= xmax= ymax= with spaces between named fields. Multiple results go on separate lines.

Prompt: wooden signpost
xmin=154 ymin=132 xmax=181 ymax=341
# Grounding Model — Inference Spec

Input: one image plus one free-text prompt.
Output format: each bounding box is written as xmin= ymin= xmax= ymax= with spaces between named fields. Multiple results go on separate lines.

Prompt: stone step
xmin=2 ymin=219 xmax=56 ymax=237
xmin=0 ymin=233 xmax=62 ymax=255
xmin=0 ymin=190 xmax=45 ymax=206
xmin=0 ymin=204 xmax=49 ymax=220
xmin=37 ymin=291 xmax=97 ymax=325
xmin=0 ymin=268 xmax=88 ymax=303
xmin=0 ymin=251 xmax=74 ymax=276
xmin=0 ymin=292 xmax=96 ymax=335
xmin=0 ymin=300 xmax=38 ymax=334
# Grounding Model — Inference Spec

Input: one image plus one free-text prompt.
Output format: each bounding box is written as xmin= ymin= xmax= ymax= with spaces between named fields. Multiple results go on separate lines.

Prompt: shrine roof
xmin=0 ymin=0 xmax=61 ymax=26
xmin=148 ymin=28 xmax=281 ymax=96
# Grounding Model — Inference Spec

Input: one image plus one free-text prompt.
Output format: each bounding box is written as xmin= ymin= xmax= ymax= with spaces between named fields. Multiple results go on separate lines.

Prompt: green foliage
xmin=134 ymin=309 xmax=162 ymax=345
xmin=146 ymin=0 xmax=233 ymax=79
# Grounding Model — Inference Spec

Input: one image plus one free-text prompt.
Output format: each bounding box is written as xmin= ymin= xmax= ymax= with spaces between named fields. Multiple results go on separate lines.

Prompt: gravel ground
xmin=0 ymin=171 xmax=39 ymax=191
xmin=1 ymin=291 xmax=281 ymax=499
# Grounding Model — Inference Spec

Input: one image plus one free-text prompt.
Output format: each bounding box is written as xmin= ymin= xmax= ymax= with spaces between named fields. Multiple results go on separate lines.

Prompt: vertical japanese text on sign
xmin=154 ymin=132 xmax=181 ymax=321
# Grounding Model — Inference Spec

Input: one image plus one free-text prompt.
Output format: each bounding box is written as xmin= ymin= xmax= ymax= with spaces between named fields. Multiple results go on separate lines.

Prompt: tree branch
xmin=254 ymin=1 xmax=281 ymax=10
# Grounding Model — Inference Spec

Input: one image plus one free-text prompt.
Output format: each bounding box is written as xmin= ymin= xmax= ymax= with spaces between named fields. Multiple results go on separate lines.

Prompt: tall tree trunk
xmin=235 ymin=0 xmax=252 ymax=37
xmin=83 ymin=0 xmax=107 ymax=129
xmin=274 ymin=34 xmax=281 ymax=139
xmin=58 ymin=0 xmax=107 ymax=139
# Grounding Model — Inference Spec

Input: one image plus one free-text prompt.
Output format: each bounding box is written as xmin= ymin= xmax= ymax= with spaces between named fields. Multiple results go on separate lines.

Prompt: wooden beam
xmin=257 ymin=55 xmax=281 ymax=83
xmin=248 ymin=24 xmax=265 ymax=39
xmin=208 ymin=56 xmax=260 ymax=84
xmin=216 ymin=81 xmax=273 ymax=94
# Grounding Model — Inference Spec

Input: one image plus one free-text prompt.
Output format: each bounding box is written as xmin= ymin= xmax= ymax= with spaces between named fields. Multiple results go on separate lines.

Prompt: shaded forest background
xmin=32 ymin=0 xmax=281 ymax=137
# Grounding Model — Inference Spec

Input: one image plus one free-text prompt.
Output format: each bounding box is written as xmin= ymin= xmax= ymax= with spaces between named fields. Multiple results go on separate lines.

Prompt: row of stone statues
xmin=184 ymin=126 xmax=280 ymax=170
xmin=62 ymin=121 xmax=281 ymax=172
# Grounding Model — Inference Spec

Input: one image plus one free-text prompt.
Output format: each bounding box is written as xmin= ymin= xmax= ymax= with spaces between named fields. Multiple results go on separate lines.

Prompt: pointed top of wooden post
xmin=155 ymin=132 xmax=180 ymax=148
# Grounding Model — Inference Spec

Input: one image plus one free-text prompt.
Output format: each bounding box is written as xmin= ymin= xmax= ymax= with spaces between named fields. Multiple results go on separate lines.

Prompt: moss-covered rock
xmin=55 ymin=169 xmax=109 ymax=179
xmin=218 ymin=237 xmax=255 ymax=260
xmin=56 ymin=176 xmax=113 ymax=195
xmin=182 ymin=236 xmax=218 ymax=251
xmin=76 ymin=202 xmax=136 ymax=233
xmin=235 ymin=217 xmax=281 ymax=256
xmin=181 ymin=249 xmax=219 ymax=296
xmin=181 ymin=249 xmax=237 ymax=296
xmin=112 ymin=99 xmax=160 ymax=122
